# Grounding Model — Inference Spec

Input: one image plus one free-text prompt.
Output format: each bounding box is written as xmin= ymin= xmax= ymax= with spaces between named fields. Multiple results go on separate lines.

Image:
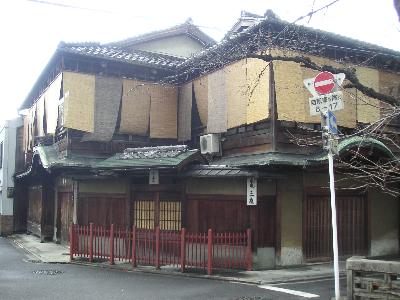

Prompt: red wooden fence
xmin=70 ymin=224 xmax=252 ymax=274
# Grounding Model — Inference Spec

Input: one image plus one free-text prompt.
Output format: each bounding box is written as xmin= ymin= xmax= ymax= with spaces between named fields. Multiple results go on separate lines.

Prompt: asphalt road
xmin=0 ymin=237 xmax=346 ymax=299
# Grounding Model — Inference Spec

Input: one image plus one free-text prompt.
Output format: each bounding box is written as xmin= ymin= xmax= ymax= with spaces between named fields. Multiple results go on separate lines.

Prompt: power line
xmin=23 ymin=0 xmax=153 ymax=19
xmin=25 ymin=0 xmax=113 ymax=13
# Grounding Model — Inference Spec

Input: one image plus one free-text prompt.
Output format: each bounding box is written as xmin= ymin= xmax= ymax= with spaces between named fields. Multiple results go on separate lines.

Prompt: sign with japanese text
xmin=309 ymin=91 xmax=344 ymax=115
xmin=246 ymin=177 xmax=257 ymax=206
xmin=149 ymin=169 xmax=159 ymax=185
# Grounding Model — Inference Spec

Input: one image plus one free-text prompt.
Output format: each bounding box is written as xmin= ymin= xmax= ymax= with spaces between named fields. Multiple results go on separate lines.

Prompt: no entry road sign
xmin=304 ymin=72 xmax=346 ymax=115
xmin=314 ymin=71 xmax=335 ymax=95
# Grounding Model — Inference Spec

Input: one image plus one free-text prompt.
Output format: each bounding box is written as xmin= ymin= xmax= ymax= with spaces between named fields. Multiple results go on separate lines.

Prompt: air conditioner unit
xmin=200 ymin=134 xmax=220 ymax=154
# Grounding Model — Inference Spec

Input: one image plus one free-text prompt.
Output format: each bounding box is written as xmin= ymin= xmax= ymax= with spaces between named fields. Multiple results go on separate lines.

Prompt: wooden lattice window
xmin=160 ymin=201 xmax=181 ymax=230
xmin=133 ymin=192 xmax=181 ymax=230
xmin=134 ymin=200 xmax=155 ymax=229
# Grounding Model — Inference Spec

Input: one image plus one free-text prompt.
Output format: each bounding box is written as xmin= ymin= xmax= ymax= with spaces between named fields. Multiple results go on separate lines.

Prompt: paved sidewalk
xmin=8 ymin=233 xmax=345 ymax=285
xmin=9 ymin=234 xmax=70 ymax=263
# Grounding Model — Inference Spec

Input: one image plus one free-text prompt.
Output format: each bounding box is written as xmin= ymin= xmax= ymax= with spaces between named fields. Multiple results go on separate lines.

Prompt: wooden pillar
xmin=269 ymin=61 xmax=278 ymax=152
xmin=53 ymin=181 xmax=59 ymax=242
xmin=275 ymin=179 xmax=282 ymax=264
xmin=40 ymin=185 xmax=45 ymax=242
xmin=367 ymin=188 xmax=372 ymax=256
xmin=249 ymin=206 xmax=257 ymax=250
xmin=73 ymin=180 xmax=78 ymax=224
xmin=154 ymin=191 xmax=160 ymax=229
xmin=125 ymin=179 xmax=132 ymax=229
xmin=180 ymin=183 xmax=186 ymax=228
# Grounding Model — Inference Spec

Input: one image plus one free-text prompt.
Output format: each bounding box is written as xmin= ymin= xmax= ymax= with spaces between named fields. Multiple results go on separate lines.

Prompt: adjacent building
xmin=0 ymin=117 xmax=23 ymax=235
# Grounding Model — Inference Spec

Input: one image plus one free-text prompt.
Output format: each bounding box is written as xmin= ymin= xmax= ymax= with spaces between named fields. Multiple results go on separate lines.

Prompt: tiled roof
xmin=119 ymin=145 xmax=189 ymax=160
xmin=98 ymin=147 xmax=200 ymax=169
xmin=16 ymin=145 xmax=201 ymax=179
xmin=174 ymin=17 xmax=400 ymax=83
xmin=182 ymin=165 xmax=283 ymax=178
xmin=59 ymin=42 xmax=184 ymax=69
xmin=213 ymin=137 xmax=397 ymax=167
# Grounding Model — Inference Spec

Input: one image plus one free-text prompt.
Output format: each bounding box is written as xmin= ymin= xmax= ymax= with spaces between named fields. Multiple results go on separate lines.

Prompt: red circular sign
xmin=314 ymin=71 xmax=335 ymax=95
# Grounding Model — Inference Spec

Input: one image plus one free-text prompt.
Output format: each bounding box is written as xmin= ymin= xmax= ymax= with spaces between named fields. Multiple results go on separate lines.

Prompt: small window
xmin=0 ymin=142 xmax=3 ymax=168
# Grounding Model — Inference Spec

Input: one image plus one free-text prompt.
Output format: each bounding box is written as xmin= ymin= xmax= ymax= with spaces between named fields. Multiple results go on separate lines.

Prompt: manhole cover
xmin=33 ymin=269 xmax=63 ymax=275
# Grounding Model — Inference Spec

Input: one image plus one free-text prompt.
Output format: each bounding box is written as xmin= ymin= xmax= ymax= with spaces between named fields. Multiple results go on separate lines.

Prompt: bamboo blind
xmin=178 ymin=83 xmax=192 ymax=141
xmin=379 ymin=71 xmax=399 ymax=115
xmin=23 ymin=115 xmax=29 ymax=152
xmin=82 ymin=76 xmax=122 ymax=142
xmin=119 ymin=79 xmax=151 ymax=135
xmin=226 ymin=60 xmax=247 ymax=129
xmin=356 ymin=67 xmax=381 ymax=124
xmin=246 ymin=58 xmax=270 ymax=124
xmin=28 ymin=104 xmax=36 ymax=149
xmin=149 ymin=84 xmax=178 ymax=139
xmin=207 ymin=69 xmax=227 ymax=133
xmin=193 ymin=76 xmax=208 ymax=127
xmin=36 ymin=95 xmax=45 ymax=137
xmin=63 ymin=71 xmax=95 ymax=133
xmin=45 ymin=73 xmax=62 ymax=134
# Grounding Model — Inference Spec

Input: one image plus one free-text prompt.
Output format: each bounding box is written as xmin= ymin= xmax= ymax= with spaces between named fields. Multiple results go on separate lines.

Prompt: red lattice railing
xmin=70 ymin=224 xmax=252 ymax=274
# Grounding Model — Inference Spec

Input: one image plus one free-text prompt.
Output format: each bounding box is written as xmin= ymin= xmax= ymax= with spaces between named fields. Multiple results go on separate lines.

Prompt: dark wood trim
xmin=305 ymin=186 xmax=366 ymax=197
xmin=181 ymin=184 xmax=187 ymax=228
xmin=186 ymin=194 xmax=274 ymax=202
xmin=275 ymin=179 xmax=282 ymax=263
xmin=269 ymin=61 xmax=277 ymax=152
xmin=57 ymin=186 xmax=73 ymax=193
xmin=367 ymin=188 xmax=372 ymax=255
xmin=186 ymin=194 xmax=244 ymax=201
xmin=79 ymin=192 xmax=126 ymax=198
xmin=125 ymin=180 xmax=132 ymax=229
xmin=131 ymin=184 xmax=182 ymax=192
xmin=302 ymin=172 xmax=306 ymax=264
xmin=249 ymin=206 xmax=257 ymax=249
xmin=154 ymin=191 xmax=160 ymax=228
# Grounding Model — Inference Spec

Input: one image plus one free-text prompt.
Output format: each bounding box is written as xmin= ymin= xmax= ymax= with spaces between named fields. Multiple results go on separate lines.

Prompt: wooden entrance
xmin=303 ymin=192 xmax=368 ymax=261
xmin=58 ymin=191 xmax=73 ymax=243
xmin=186 ymin=195 xmax=276 ymax=249
xmin=78 ymin=193 xmax=126 ymax=228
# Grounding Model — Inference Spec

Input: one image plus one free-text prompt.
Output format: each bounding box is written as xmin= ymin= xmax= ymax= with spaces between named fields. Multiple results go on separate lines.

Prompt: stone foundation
xmin=0 ymin=215 xmax=14 ymax=236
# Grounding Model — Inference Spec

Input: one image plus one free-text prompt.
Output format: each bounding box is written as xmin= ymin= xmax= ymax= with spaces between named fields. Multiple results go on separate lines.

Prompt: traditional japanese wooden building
xmin=14 ymin=13 xmax=400 ymax=269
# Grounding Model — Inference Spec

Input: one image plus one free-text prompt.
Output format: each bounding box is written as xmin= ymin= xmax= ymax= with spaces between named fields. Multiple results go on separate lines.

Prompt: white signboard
xmin=309 ymin=91 xmax=344 ymax=116
xmin=247 ymin=177 xmax=257 ymax=206
xmin=149 ymin=169 xmax=159 ymax=185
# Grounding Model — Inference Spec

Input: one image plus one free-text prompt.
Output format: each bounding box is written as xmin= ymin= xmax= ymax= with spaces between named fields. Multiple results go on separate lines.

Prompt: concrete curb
xmin=69 ymin=259 xmax=346 ymax=286
xmin=9 ymin=236 xmax=346 ymax=285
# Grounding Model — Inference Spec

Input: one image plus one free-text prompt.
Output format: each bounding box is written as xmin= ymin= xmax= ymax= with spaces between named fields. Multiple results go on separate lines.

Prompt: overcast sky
xmin=0 ymin=0 xmax=399 ymax=124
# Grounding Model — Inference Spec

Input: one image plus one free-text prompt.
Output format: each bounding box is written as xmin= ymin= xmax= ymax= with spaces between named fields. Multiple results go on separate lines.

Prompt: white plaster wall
xmin=133 ymin=35 xmax=205 ymax=58
xmin=370 ymin=190 xmax=399 ymax=256
xmin=280 ymin=247 xmax=303 ymax=266
xmin=0 ymin=117 xmax=22 ymax=216
xmin=371 ymin=237 xmax=398 ymax=257
xmin=253 ymin=247 xmax=275 ymax=269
